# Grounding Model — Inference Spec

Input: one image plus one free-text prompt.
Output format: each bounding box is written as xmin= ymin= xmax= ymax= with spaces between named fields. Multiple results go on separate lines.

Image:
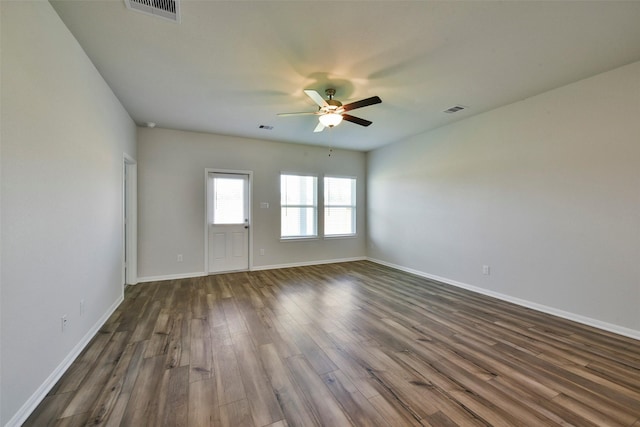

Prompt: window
xmin=281 ymin=174 xmax=317 ymax=238
xmin=324 ymin=176 xmax=356 ymax=236
xmin=212 ymin=176 xmax=245 ymax=224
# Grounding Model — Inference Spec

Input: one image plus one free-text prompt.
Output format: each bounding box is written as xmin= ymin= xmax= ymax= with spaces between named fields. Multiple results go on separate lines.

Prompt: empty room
xmin=2 ymin=1 xmax=640 ymax=426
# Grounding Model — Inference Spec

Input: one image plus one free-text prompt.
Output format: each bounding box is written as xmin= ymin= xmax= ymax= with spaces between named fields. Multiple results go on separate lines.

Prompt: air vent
xmin=124 ymin=0 xmax=180 ymax=23
xmin=444 ymin=105 xmax=466 ymax=114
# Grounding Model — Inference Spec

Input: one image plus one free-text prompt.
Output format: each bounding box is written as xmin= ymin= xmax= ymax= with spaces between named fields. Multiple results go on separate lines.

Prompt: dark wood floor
xmin=25 ymin=261 xmax=640 ymax=426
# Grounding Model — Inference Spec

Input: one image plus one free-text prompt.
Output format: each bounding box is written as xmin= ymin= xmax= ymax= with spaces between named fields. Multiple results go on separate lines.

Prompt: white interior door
xmin=208 ymin=173 xmax=249 ymax=273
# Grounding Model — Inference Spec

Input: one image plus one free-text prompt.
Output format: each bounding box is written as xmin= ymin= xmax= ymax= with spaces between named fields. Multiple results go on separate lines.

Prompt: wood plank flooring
xmin=25 ymin=261 xmax=640 ymax=426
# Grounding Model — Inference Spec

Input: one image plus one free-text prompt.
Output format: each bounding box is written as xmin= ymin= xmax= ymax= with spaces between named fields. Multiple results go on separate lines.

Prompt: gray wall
xmin=368 ymin=61 xmax=640 ymax=334
xmin=0 ymin=2 xmax=136 ymax=424
xmin=137 ymin=128 xmax=366 ymax=279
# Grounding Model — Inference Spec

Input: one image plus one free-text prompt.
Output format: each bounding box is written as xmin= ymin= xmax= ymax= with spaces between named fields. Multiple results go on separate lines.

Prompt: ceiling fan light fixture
xmin=319 ymin=113 xmax=343 ymax=128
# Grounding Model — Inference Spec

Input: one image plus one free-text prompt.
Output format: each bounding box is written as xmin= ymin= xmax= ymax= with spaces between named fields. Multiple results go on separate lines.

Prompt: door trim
xmin=204 ymin=168 xmax=253 ymax=274
xmin=123 ymin=154 xmax=137 ymax=287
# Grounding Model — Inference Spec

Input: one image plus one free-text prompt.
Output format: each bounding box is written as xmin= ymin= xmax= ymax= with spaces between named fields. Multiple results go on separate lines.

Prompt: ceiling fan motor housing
xmin=326 ymin=99 xmax=342 ymax=110
xmin=325 ymin=89 xmax=342 ymax=110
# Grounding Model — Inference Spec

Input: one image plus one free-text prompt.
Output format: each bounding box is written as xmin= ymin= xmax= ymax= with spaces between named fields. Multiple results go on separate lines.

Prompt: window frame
xmin=323 ymin=175 xmax=357 ymax=238
xmin=280 ymin=172 xmax=318 ymax=240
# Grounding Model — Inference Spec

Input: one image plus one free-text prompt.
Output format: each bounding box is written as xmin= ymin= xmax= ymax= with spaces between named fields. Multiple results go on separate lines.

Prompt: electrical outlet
xmin=482 ymin=265 xmax=490 ymax=275
xmin=177 ymin=254 xmax=183 ymax=262
xmin=260 ymin=248 xmax=265 ymax=256
xmin=80 ymin=299 xmax=85 ymax=317
xmin=61 ymin=315 xmax=68 ymax=333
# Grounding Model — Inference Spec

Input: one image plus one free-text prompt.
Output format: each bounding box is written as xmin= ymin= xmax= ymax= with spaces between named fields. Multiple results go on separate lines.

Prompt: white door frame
xmin=204 ymin=168 xmax=253 ymax=274
xmin=123 ymin=154 xmax=138 ymax=286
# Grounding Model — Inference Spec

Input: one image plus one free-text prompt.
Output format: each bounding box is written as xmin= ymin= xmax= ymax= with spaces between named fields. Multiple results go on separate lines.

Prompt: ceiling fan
xmin=278 ymin=88 xmax=382 ymax=132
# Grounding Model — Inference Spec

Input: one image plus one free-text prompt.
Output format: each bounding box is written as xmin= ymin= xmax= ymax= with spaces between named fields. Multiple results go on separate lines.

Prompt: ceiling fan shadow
xmin=303 ymin=72 xmax=356 ymax=101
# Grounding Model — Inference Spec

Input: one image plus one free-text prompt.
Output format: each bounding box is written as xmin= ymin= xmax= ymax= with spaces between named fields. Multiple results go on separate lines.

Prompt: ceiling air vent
xmin=124 ymin=0 xmax=180 ymax=23
xmin=444 ymin=105 xmax=466 ymax=114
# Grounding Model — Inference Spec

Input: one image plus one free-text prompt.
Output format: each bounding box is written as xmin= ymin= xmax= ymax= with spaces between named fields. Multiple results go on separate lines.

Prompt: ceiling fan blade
xmin=277 ymin=112 xmax=318 ymax=116
xmin=342 ymin=114 xmax=372 ymax=127
xmin=304 ymin=90 xmax=329 ymax=107
xmin=342 ymin=96 xmax=382 ymax=112
xmin=313 ymin=122 xmax=325 ymax=133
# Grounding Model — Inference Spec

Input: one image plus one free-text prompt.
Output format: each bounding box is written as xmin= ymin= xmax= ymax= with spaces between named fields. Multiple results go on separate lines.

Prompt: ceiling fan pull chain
xmin=328 ymin=126 xmax=334 ymax=157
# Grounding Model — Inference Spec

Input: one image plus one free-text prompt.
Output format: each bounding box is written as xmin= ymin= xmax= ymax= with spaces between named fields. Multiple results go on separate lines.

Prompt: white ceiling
xmin=50 ymin=0 xmax=640 ymax=151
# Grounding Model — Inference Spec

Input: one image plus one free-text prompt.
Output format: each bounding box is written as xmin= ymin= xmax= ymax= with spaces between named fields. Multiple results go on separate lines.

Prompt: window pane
xmin=281 ymin=207 xmax=317 ymax=237
xmin=324 ymin=207 xmax=354 ymax=235
xmin=213 ymin=178 xmax=244 ymax=224
xmin=325 ymin=177 xmax=354 ymax=205
xmin=281 ymin=175 xmax=316 ymax=205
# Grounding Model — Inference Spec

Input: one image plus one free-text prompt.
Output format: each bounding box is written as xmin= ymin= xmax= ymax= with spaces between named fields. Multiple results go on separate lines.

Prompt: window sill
xmin=324 ymin=234 xmax=358 ymax=240
xmin=280 ymin=236 xmax=319 ymax=242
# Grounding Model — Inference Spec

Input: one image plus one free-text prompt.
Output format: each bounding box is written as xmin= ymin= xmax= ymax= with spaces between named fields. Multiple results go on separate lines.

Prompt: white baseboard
xmin=6 ymin=295 xmax=124 ymax=427
xmin=251 ymin=256 xmax=367 ymax=272
xmin=137 ymin=271 xmax=206 ymax=283
xmin=367 ymin=258 xmax=640 ymax=341
xmin=136 ymin=258 xmax=367 ymax=282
